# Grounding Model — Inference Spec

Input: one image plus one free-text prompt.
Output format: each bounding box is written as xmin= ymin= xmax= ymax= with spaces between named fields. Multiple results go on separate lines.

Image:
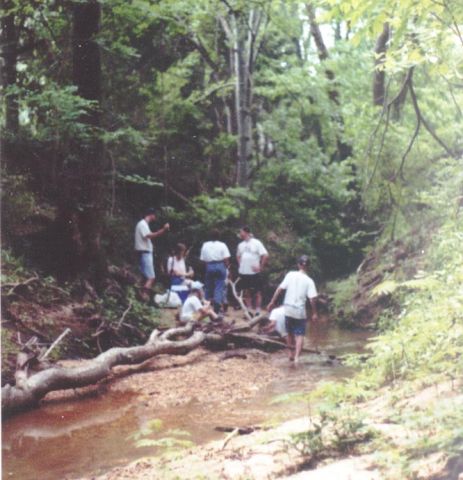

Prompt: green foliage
xmin=291 ymin=156 xmax=463 ymax=478
xmin=325 ymin=274 xmax=358 ymax=325
xmin=117 ymin=174 xmax=163 ymax=188
xmin=188 ymin=188 xmax=250 ymax=229
xmin=292 ymin=407 xmax=374 ymax=458
xmin=0 ymin=249 xmax=29 ymax=284
xmin=1 ymin=327 xmax=17 ymax=369
xmin=1 ymin=173 xmax=37 ymax=236
xmin=130 ymin=418 xmax=194 ymax=453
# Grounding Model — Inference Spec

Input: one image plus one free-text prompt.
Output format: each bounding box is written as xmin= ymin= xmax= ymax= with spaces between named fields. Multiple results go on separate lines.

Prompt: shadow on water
xmin=2 ymin=321 xmax=371 ymax=480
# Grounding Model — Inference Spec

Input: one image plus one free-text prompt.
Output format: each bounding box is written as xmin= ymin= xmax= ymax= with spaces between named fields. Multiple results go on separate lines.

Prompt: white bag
xmin=154 ymin=291 xmax=182 ymax=308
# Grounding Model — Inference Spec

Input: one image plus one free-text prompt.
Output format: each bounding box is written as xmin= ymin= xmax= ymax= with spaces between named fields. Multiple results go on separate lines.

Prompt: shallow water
xmin=2 ymin=322 xmax=370 ymax=480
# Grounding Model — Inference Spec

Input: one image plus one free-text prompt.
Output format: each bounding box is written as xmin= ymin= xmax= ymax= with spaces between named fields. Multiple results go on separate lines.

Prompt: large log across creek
xmin=2 ymin=280 xmax=325 ymax=417
xmin=2 ymin=322 xmax=206 ymax=416
xmin=3 ymin=311 xmax=316 ymax=417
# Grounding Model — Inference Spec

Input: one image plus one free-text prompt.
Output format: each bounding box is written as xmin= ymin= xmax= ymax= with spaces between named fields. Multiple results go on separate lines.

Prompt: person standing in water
xmin=267 ymin=255 xmax=318 ymax=364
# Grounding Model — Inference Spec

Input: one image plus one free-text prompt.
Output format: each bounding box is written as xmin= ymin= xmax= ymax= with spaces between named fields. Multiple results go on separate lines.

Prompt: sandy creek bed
xmin=2 ymin=321 xmax=370 ymax=480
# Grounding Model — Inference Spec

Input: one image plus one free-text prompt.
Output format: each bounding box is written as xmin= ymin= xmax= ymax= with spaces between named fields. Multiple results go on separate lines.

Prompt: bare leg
xmin=198 ymin=307 xmax=218 ymax=321
xmin=294 ymin=335 xmax=304 ymax=364
xmin=207 ymin=308 xmax=219 ymax=321
xmin=138 ymin=278 xmax=154 ymax=301
xmin=243 ymin=289 xmax=252 ymax=310
xmin=286 ymin=334 xmax=295 ymax=361
xmin=255 ymin=291 xmax=262 ymax=313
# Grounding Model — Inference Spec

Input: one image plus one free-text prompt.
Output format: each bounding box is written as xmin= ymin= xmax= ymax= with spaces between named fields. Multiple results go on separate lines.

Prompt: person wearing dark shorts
xmin=236 ymin=226 xmax=268 ymax=316
xmin=267 ymin=255 xmax=318 ymax=364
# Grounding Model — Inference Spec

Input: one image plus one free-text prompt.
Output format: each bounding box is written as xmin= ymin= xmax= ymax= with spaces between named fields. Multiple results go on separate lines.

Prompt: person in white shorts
xmin=180 ymin=281 xmax=220 ymax=323
xmin=263 ymin=305 xmax=287 ymax=338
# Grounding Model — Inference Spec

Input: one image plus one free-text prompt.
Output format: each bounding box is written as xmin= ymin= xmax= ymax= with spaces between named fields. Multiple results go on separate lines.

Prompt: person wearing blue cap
xmin=267 ymin=255 xmax=318 ymax=364
xmin=180 ymin=281 xmax=221 ymax=323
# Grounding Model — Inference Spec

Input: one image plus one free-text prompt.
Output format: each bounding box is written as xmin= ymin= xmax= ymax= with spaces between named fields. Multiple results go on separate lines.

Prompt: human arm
xmin=307 ymin=278 xmax=318 ymax=321
xmin=253 ymin=253 xmax=268 ymax=272
xmin=309 ymin=297 xmax=318 ymax=321
xmin=223 ymin=243 xmax=231 ymax=267
xmin=252 ymin=241 xmax=269 ymax=272
xmin=145 ymin=223 xmax=169 ymax=240
xmin=266 ymin=287 xmax=284 ymax=312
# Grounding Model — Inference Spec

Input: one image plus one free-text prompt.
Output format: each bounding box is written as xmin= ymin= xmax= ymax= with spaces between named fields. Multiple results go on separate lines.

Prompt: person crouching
xmin=180 ymin=281 xmax=221 ymax=323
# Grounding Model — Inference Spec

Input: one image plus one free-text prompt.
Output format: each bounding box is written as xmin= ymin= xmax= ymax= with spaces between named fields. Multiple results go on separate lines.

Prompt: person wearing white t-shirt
xmin=180 ymin=281 xmax=219 ymax=323
xmin=236 ymin=226 xmax=268 ymax=316
xmin=263 ymin=305 xmax=287 ymax=338
xmin=267 ymin=255 xmax=318 ymax=364
xmin=200 ymin=228 xmax=231 ymax=314
xmin=134 ymin=208 xmax=170 ymax=301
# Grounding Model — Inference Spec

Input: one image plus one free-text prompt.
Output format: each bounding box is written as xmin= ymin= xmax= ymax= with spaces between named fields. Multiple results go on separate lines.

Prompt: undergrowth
xmin=295 ymin=158 xmax=463 ymax=478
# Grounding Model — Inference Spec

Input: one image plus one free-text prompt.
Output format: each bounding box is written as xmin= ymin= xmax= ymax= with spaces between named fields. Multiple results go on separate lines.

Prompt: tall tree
xmin=219 ymin=3 xmax=267 ymax=187
xmin=373 ymin=23 xmax=389 ymax=106
xmin=63 ymin=0 xmax=106 ymax=286
xmin=306 ymin=3 xmax=352 ymax=161
xmin=1 ymin=1 xmax=19 ymax=169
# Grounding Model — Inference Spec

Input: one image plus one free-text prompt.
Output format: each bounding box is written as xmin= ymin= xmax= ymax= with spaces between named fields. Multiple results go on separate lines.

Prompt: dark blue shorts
xmin=285 ymin=316 xmax=307 ymax=336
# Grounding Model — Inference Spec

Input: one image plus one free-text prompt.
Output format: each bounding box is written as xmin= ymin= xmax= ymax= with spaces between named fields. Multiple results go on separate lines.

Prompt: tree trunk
xmin=306 ymin=3 xmax=352 ymax=161
xmin=232 ymin=13 xmax=252 ymax=187
xmin=373 ymin=23 xmax=390 ymax=106
xmin=65 ymin=0 xmax=107 ymax=287
xmin=221 ymin=7 xmax=263 ymax=188
xmin=2 ymin=323 xmax=205 ymax=417
xmin=1 ymin=2 xmax=19 ymax=170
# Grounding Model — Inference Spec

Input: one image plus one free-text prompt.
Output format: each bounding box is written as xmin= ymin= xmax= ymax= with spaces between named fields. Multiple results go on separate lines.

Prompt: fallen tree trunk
xmin=2 ymin=322 xmax=204 ymax=417
xmin=3 ymin=303 xmax=331 ymax=416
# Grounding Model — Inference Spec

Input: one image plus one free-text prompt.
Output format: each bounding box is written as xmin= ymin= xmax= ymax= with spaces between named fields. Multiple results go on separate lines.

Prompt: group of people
xmin=134 ymin=208 xmax=318 ymax=363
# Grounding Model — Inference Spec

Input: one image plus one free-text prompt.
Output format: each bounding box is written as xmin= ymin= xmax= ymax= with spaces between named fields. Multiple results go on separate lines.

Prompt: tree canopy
xmin=1 ymin=0 xmax=462 ymax=279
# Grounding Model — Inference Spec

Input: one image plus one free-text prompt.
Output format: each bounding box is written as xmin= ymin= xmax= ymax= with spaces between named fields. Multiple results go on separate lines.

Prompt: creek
xmin=2 ymin=322 xmax=371 ymax=480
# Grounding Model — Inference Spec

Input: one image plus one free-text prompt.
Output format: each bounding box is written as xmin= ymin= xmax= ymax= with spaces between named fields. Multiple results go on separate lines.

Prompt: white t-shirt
xmin=200 ymin=241 xmax=230 ymax=262
xmin=269 ymin=306 xmax=287 ymax=337
xmin=279 ymin=270 xmax=317 ymax=319
xmin=167 ymin=256 xmax=187 ymax=276
xmin=134 ymin=219 xmax=152 ymax=252
xmin=181 ymin=295 xmax=202 ymax=320
xmin=237 ymin=238 xmax=268 ymax=275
